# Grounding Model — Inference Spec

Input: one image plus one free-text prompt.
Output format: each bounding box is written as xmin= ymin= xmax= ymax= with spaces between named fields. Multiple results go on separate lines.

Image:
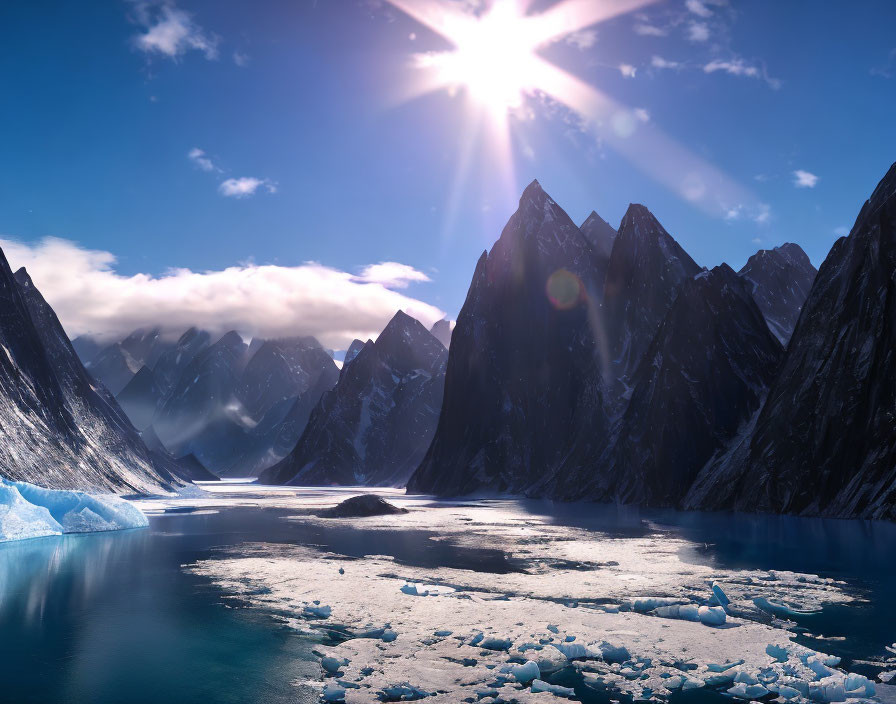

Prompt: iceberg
xmin=0 ymin=479 xmax=148 ymax=543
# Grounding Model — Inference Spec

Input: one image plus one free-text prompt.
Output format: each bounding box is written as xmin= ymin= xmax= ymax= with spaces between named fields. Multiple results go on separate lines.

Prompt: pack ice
xmin=0 ymin=478 xmax=149 ymax=542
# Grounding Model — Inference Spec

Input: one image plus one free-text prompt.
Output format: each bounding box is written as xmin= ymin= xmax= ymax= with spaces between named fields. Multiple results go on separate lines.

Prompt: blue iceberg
xmin=0 ymin=479 xmax=148 ymax=542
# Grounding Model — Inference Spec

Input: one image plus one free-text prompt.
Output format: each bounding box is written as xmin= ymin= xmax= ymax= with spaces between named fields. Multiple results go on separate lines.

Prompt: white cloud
xmin=754 ymin=203 xmax=771 ymax=224
xmin=793 ymin=170 xmax=819 ymax=188
xmin=834 ymin=226 xmax=849 ymax=237
xmin=1 ymin=237 xmax=445 ymax=350
xmin=651 ymin=55 xmax=680 ymax=70
xmin=687 ymin=21 xmax=710 ymax=42
xmin=634 ymin=108 xmax=650 ymax=123
xmin=703 ymin=59 xmax=759 ymax=78
xmin=353 ymin=262 xmax=431 ymax=288
xmin=634 ymin=23 xmax=667 ymax=36
xmin=188 ymin=147 xmax=216 ymax=172
xmin=752 ymin=237 xmax=762 ymax=244
xmin=132 ymin=4 xmax=219 ymax=60
xmin=618 ymin=64 xmax=637 ymax=78
xmin=685 ymin=0 xmax=713 ymax=18
xmin=232 ymin=51 xmax=249 ymax=67
xmin=565 ymin=30 xmax=597 ymax=50
xmin=218 ymin=177 xmax=277 ymax=198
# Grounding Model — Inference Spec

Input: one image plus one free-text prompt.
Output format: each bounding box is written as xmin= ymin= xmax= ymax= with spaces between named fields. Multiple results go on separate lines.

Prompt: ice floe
xmin=0 ymin=478 xmax=148 ymax=542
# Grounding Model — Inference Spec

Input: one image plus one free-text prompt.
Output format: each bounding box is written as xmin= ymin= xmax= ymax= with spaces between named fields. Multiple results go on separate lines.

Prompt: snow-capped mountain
xmin=408 ymin=181 xmax=610 ymax=495
xmin=261 ymin=310 xmax=446 ymax=487
xmin=738 ymin=243 xmax=817 ymax=344
xmin=0 ymin=260 xmax=181 ymax=493
xmin=686 ymin=160 xmax=896 ymax=520
xmin=83 ymin=327 xmax=173 ymax=395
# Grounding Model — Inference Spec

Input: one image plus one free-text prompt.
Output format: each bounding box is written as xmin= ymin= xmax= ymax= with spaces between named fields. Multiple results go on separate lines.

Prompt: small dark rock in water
xmin=319 ymin=494 xmax=409 ymax=518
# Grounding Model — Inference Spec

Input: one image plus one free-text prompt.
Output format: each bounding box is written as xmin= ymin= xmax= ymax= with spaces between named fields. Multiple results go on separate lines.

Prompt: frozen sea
xmin=1 ymin=481 xmax=895 ymax=703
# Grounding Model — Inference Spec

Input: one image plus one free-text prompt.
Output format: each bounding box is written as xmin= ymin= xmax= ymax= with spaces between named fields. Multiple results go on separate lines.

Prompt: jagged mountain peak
xmin=579 ymin=210 xmax=616 ymax=259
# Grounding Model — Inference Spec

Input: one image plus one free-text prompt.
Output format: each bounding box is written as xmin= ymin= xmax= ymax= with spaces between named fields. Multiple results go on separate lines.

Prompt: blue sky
xmin=1 ymin=0 xmax=894 ymax=348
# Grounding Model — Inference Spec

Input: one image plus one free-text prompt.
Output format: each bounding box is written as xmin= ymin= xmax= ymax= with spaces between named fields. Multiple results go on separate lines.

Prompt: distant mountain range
xmin=2 ymin=160 xmax=892 ymax=519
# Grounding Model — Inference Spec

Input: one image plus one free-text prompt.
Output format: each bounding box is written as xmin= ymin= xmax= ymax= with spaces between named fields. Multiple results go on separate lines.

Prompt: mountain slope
xmin=408 ymin=181 xmax=609 ymax=496
xmin=0 ymin=263 xmax=178 ymax=493
xmin=261 ymin=311 xmax=446 ymax=487
xmin=603 ymin=204 xmax=701 ymax=382
xmin=738 ymin=243 xmax=817 ymax=344
xmin=686 ymin=161 xmax=896 ymax=519
xmin=603 ymin=265 xmax=782 ymax=506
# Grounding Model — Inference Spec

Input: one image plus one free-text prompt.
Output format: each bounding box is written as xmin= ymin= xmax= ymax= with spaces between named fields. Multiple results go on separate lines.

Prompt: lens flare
xmin=546 ymin=269 xmax=584 ymax=310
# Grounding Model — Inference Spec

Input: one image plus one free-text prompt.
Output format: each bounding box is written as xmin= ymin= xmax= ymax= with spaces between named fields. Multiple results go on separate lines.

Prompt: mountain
xmin=686 ymin=161 xmax=896 ymax=520
xmin=429 ymin=319 xmax=452 ymax=349
xmin=603 ymin=204 xmax=701 ymax=382
xmin=261 ymin=311 xmax=447 ymax=487
xmin=84 ymin=327 xmax=173 ymax=395
xmin=0 ymin=262 xmax=180 ymax=493
xmin=738 ymin=243 xmax=817 ymax=344
xmin=408 ymin=180 xmax=609 ymax=495
xmin=579 ymin=210 xmax=617 ymax=292
xmin=591 ymin=265 xmax=782 ymax=506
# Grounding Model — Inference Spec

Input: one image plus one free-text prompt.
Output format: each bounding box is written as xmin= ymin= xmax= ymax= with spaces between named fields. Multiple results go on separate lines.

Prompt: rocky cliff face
xmin=262 ymin=311 xmax=446 ymax=487
xmin=686 ymin=161 xmax=896 ymax=520
xmin=0 ymin=261 xmax=180 ymax=493
xmin=408 ymin=181 xmax=610 ymax=495
xmin=603 ymin=204 xmax=701 ymax=383
xmin=603 ymin=264 xmax=782 ymax=506
xmin=738 ymin=243 xmax=817 ymax=344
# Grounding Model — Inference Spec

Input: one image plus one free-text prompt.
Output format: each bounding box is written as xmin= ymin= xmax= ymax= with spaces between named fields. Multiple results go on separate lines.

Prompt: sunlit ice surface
xmin=387 ymin=0 xmax=765 ymax=227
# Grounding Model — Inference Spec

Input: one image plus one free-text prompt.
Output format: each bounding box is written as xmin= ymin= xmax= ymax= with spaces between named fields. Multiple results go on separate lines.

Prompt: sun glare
xmin=419 ymin=3 xmax=539 ymax=115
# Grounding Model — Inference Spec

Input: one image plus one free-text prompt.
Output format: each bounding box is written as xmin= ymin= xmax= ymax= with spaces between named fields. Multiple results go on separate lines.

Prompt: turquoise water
xmin=1 ymin=501 xmax=894 ymax=703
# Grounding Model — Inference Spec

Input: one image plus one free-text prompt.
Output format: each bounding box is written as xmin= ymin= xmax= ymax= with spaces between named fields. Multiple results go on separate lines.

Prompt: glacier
xmin=0 ymin=478 xmax=148 ymax=542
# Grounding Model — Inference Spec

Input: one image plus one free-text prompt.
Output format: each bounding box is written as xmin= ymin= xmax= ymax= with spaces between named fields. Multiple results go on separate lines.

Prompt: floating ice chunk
xmin=0 ymin=482 xmax=62 ymax=542
xmin=0 ymin=479 xmax=147 ymax=543
xmin=707 ymin=660 xmax=745 ymax=672
xmin=380 ymin=683 xmax=429 ymax=700
xmin=766 ymin=644 xmax=789 ymax=662
xmin=632 ymin=596 xmax=682 ymax=612
xmin=655 ymin=604 xmax=700 ymax=621
xmin=712 ymin=582 xmax=730 ymax=607
xmin=771 ymin=684 xmax=802 ymax=700
xmin=753 ymin=596 xmax=821 ymax=616
xmin=597 ymin=640 xmax=630 ymax=663
xmin=698 ymin=606 xmax=726 ymax=625
xmin=555 ymin=642 xmax=592 ymax=660
xmin=844 ymin=673 xmax=875 ymax=697
xmin=809 ymin=680 xmax=846 ymax=702
xmin=320 ymin=656 xmax=348 ymax=675
xmin=303 ymin=603 xmax=332 ymax=618
xmin=399 ymin=582 xmax=455 ymax=597
xmin=531 ymin=679 xmax=575 ymax=697
xmin=727 ymin=683 xmax=769 ymax=699
xmin=321 ymin=683 xmax=346 ymax=702
xmin=503 ymin=660 xmax=540 ymax=683
xmin=479 ymin=636 xmax=512 ymax=651
xmin=879 ymin=671 xmax=896 ymax=684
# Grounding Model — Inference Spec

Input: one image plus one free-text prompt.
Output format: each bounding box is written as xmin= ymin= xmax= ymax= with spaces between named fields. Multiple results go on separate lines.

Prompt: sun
xmin=416 ymin=2 xmax=540 ymax=116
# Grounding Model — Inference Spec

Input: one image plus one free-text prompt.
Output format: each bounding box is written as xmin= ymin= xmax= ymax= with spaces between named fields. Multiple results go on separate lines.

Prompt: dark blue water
xmin=1 ymin=501 xmax=894 ymax=704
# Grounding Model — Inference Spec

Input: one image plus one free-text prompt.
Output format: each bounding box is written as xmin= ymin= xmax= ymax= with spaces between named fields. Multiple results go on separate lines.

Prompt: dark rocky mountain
xmin=408 ymin=181 xmax=610 ymax=495
xmin=580 ymin=264 xmax=782 ymax=506
xmin=261 ymin=311 xmax=447 ymax=487
xmin=343 ymin=339 xmax=366 ymax=368
xmin=603 ymin=204 xmax=701 ymax=382
xmin=140 ymin=426 xmax=218 ymax=483
xmin=429 ymin=319 xmax=452 ymax=349
xmin=71 ymin=335 xmax=104 ymax=366
xmin=686 ymin=161 xmax=896 ymax=520
xmin=579 ymin=210 xmax=617 ymax=293
xmin=0 ymin=262 xmax=181 ymax=493
xmin=738 ymin=243 xmax=817 ymax=344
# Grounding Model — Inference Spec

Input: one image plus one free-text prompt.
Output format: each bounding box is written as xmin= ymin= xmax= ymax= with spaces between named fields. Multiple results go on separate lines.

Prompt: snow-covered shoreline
xmin=173 ymin=489 xmax=895 ymax=704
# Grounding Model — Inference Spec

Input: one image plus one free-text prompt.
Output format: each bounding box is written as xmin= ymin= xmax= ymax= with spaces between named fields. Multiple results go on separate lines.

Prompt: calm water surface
xmin=0 ymin=497 xmax=894 ymax=704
